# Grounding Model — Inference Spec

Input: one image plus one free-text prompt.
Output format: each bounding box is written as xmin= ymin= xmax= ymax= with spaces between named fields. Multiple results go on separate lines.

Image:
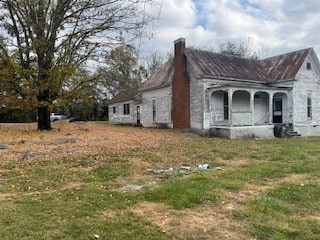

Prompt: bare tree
xmin=0 ymin=0 xmax=156 ymax=130
xmin=146 ymin=51 xmax=163 ymax=77
xmin=219 ymin=37 xmax=259 ymax=59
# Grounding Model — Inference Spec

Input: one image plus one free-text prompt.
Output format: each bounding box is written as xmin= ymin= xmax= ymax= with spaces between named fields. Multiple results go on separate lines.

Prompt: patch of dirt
xmin=0 ymin=192 xmax=19 ymax=201
xmin=68 ymin=166 xmax=93 ymax=173
xmin=272 ymin=173 xmax=317 ymax=185
xmin=131 ymin=201 xmax=252 ymax=240
xmin=221 ymin=173 xmax=315 ymax=211
xmin=222 ymin=158 xmax=251 ymax=168
xmin=0 ymin=182 xmax=83 ymax=201
xmin=60 ymin=182 xmax=83 ymax=191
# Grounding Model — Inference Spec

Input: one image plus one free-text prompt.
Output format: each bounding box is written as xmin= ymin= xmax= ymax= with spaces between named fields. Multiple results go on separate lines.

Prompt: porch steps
xmin=280 ymin=125 xmax=301 ymax=138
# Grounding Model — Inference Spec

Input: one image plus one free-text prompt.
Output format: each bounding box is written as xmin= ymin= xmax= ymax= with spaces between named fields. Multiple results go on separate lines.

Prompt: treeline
xmin=0 ymin=104 xmax=108 ymax=123
xmin=0 ymin=108 xmax=37 ymax=123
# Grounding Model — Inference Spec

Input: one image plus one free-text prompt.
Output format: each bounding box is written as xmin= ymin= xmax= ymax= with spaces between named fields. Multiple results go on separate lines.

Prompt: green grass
xmin=144 ymin=173 xmax=219 ymax=209
xmin=0 ymin=126 xmax=320 ymax=239
xmin=234 ymin=183 xmax=320 ymax=240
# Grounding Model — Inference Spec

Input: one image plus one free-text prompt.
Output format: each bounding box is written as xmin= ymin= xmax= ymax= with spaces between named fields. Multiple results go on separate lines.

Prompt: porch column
xmin=228 ymin=89 xmax=233 ymax=126
xmin=250 ymin=90 xmax=255 ymax=126
xmin=204 ymin=89 xmax=211 ymax=129
xmin=269 ymin=92 xmax=274 ymax=124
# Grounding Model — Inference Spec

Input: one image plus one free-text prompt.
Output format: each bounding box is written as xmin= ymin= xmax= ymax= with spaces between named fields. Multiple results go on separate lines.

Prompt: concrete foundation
xmin=210 ymin=125 xmax=275 ymax=139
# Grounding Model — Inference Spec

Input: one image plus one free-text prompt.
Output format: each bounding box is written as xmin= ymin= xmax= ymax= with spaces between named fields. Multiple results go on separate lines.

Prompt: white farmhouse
xmin=108 ymin=38 xmax=320 ymax=139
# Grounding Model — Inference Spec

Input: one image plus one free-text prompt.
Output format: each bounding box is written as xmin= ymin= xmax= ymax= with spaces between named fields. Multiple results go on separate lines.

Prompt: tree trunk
xmin=37 ymin=106 xmax=51 ymax=130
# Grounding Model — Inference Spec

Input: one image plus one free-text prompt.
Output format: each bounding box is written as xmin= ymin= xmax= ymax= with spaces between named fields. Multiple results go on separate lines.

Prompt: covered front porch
xmin=208 ymin=85 xmax=291 ymax=139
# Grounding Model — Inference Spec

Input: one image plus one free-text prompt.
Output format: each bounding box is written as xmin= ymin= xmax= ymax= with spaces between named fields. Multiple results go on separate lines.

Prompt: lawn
xmin=0 ymin=121 xmax=319 ymax=239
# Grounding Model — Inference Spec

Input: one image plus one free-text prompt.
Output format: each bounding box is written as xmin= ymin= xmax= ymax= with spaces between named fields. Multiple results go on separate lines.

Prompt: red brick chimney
xmin=172 ymin=38 xmax=190 ymax=129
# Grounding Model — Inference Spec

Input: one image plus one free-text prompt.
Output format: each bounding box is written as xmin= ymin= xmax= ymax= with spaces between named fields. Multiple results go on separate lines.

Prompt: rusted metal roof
xmin=260 ymin=48 xmax=312 ymax=82
xmin=108 ymin=47 xmax=313 ymax=105
xmin=185 ymin=47 xmax=312 ymax=82
xmin=138 ymin=60 xmax=174 ymax=92
xmin=106 ymin=86 xmax=140 ymax=105
xmin=106 ymin=61 xmax=173 ymax=104
xmin=185 ymin=48 xmax=266 ymax=81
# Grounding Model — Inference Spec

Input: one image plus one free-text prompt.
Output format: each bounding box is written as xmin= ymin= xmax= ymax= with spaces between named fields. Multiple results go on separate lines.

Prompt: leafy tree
xmin=0 ymin=0 xmax=154 ymax=130
xmin=62 ymin=68 xmax=104 ymax=121
xmin=99 ymin=44 xmax=146 ymax=98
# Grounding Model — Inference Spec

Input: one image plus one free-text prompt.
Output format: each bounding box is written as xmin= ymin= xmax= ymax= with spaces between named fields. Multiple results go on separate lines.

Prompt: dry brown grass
xmin=132 ymin=201 xmax=252 ymax=240
xmin=1 ymin=122 xmax=318 ymax=239
xmin=0 ymin=121 xmax=187 ymax=163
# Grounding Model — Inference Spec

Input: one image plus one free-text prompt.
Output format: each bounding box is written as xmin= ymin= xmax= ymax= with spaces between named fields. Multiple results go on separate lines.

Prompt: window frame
xmin=123 ymin=103 xmax=130 ymax=115
xmin=307 ymin=62 xmax=312 ymax=70
xmin=169 ymin=95 xmax=172 ymax=122
xmin=307 ymin=93 xmax=312 ymax=120
xmin=152 ymin=99 xmax=157 ymax=122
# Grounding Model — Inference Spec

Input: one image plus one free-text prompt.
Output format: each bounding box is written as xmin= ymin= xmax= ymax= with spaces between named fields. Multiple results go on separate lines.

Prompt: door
xmin=273 ymin=98 xmax=283 ymax=123
xmin=136 ymin=106 xmax=141 ymax=125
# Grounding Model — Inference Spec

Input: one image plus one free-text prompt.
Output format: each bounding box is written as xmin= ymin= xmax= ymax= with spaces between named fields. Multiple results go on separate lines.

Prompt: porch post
xmin=228 ymin=89 xmax=233 ymax=126
xmin=204 ymin=89 xmax=211 ymax=128
xmin=250 ymin=90 xmax=255 ymax=126
xmin=269 ymin=92 xmax=274 ymax=124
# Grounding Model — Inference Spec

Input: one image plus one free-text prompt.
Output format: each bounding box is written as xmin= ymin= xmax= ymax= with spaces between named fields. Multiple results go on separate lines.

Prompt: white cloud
xmin=161 ymin=0 xmax=197 ymax=28
xmin=139 ymin=0 xmax=320 ymax=62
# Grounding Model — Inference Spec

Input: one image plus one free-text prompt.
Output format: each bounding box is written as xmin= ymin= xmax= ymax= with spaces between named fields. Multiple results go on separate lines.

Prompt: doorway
xmin=136 ymin=106 xmax=141 ymax=125
xmin=273 ymin=98 xmax=283 ymax=123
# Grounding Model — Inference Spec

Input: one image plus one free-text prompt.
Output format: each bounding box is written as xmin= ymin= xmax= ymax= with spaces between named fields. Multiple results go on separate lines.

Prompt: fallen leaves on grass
xmin=0 ymin=121 xmax=187 ymax=162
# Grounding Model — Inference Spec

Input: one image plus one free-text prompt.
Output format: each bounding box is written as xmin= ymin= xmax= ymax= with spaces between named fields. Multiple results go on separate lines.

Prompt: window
xmin=123 ymin=103 xmax=130 ymax=115
xmin=113 ymin=106 xmax=116 ymax=114
xmin=274 ymin=99 xmax=282 ymax=111
xmin=152 ymin=99 xmax=157 ymax=122
xmin=307 ymin=62 xmax=312 ymax=70
xmin=223 ymin=92 xmax=229 ymax=120
xmin=169 ymin=95 xmax=172 ymax=122
xmin=307 ymin=94 xmax=312 ymax=119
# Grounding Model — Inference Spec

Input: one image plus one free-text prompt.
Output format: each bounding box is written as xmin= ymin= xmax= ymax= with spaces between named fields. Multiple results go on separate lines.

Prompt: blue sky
xmin=140 ymin=0 xmax=320 ymax=60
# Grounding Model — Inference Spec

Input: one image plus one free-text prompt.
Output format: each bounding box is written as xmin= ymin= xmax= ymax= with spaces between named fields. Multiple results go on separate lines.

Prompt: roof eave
xmin=139 ymin=83 xmax=171 ymax=93
xmin=200 ymin=75 xmax=266 ymax=84
xmin=267 ymin=78 xmax=297 ymax=84
xmin=207 ymin=83 xmax=292 ymax=91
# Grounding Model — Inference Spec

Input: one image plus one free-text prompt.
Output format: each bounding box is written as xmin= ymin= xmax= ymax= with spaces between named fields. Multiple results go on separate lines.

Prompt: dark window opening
xmin=170 ymin=95 xmax=172 ymax=122
xmin=223 ymin=92 xmax=229 ymax=120
xmin=152 ymin=99 xmax=156 ymax=122
xmin=274 ymin=100 xmax=282 ymax=111
xmin=307 ymin=96 xmax=312 ymax=119
xmin=307 ymin=62 xmax=312 ymax=70
xmin=113 ymin=106 xmax=116 ymax=114
xmin=123 ymin=103 xmax=130 ymax=115
xmin=136 ymin=106 xmax=141 ymax=125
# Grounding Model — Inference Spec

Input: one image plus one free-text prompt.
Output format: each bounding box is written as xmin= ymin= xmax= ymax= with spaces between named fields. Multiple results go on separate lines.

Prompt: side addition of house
xmin=108 ymin=38 xmax=320 ymax=139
